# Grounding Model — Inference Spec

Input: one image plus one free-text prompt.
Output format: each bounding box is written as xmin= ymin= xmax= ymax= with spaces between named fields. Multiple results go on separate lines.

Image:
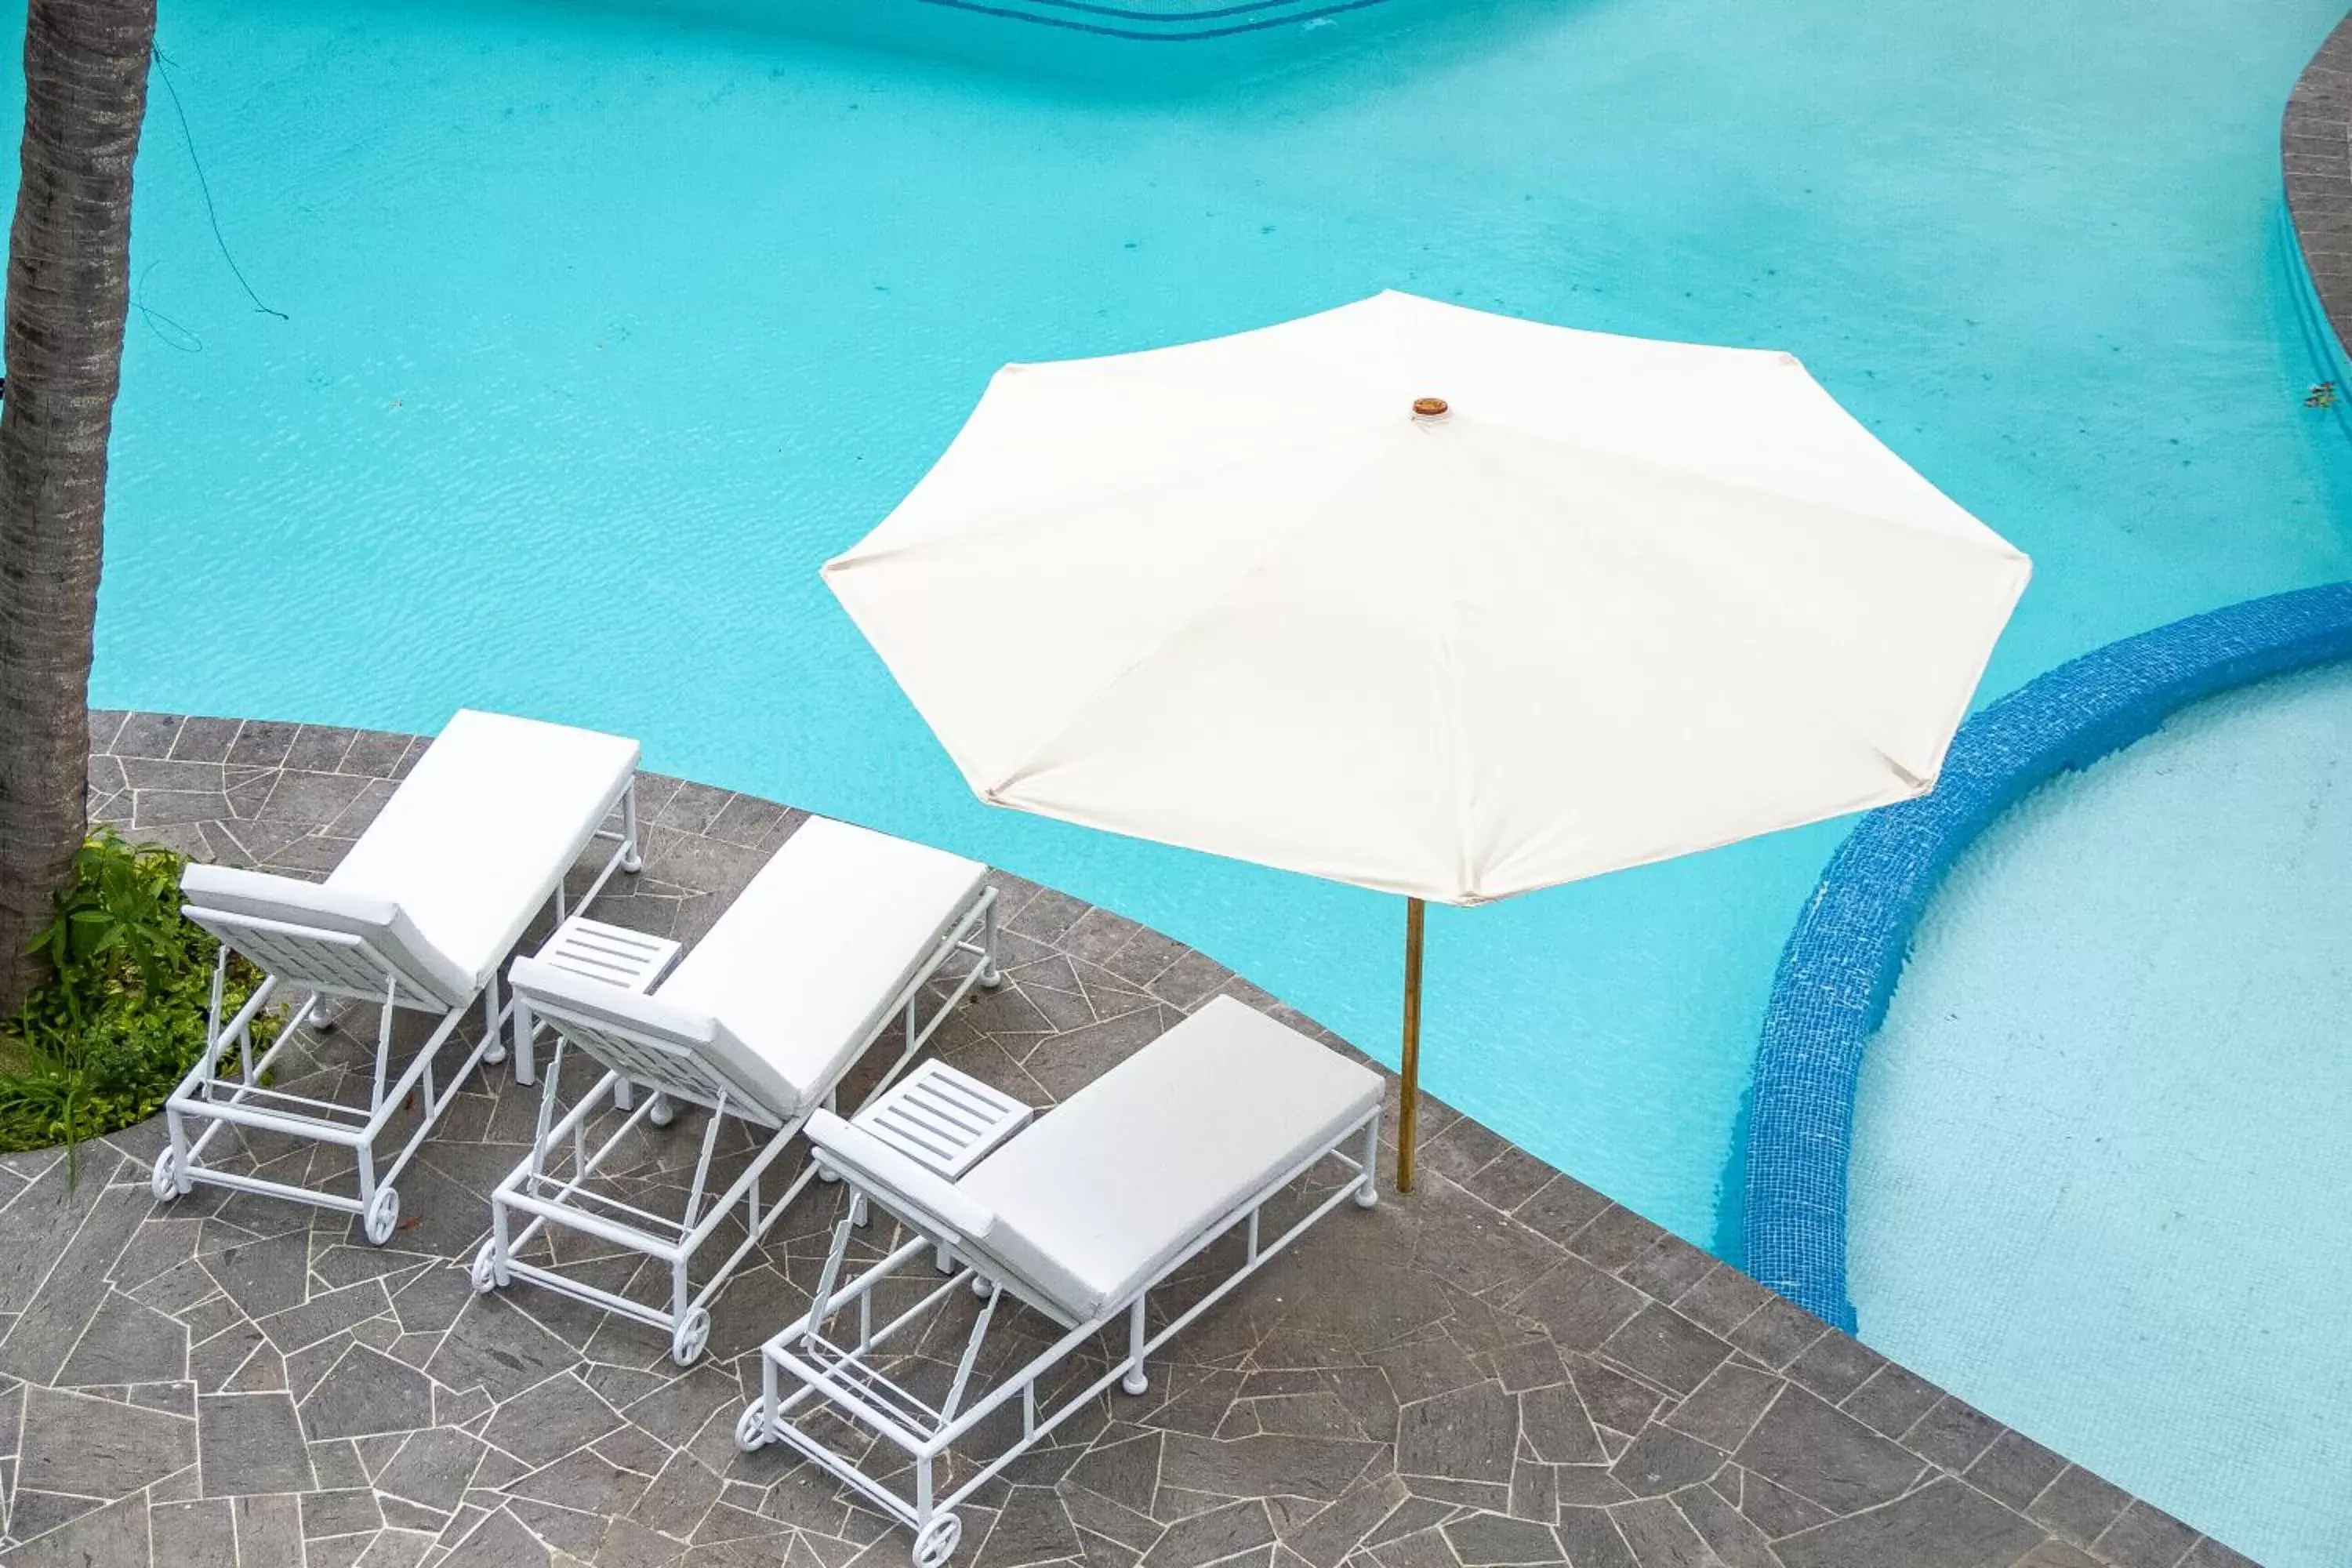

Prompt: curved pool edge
xmin=1741 ymin=580 xmax=2352 ymax=1330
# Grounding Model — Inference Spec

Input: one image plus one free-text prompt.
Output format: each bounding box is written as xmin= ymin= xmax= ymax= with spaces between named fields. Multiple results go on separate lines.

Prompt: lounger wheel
xmin=621 ymin=844 xmax=644 ymax=874
xmin=470 ymin=1240 xmax=509 ymax=1294
xmin=975 ymin=964 xmax=1004 ymax=991
xmin=912 ymin=1512 xmax=962 ymax=1568
xmin=647 ymin=1092 xmax=675 ymax=1129
xmin=1121 ymin=1363 xmax=1149 ymax=1396
xmin=734 ymin=1402 xmax=773 ymax=1453
xmin=307 ymin=999 xmax=335 ymax=1032
xmin=1353 ymin=1178 xmax=1378 ymax=1209
xmin=151 ymin=1147 xmax=191 ymax=1203
xmin=363 ymin=1186 xmax=401 ymax=1246
xmin=670 ymin=1306 xmax=711 ymax=1367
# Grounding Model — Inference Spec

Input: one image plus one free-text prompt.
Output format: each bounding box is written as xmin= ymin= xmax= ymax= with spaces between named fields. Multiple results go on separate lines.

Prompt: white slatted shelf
xmin=852 ymin=1060 xmax=1030 ymax=1179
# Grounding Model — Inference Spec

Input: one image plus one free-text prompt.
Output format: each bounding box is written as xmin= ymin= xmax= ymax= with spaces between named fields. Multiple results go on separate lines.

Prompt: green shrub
xmin=0 ymin=830 xmax=278 ymax=1155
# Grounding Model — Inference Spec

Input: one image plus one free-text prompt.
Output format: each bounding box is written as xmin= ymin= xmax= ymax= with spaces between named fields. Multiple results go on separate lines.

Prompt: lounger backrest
xmin=181 ymin=864 xmax=473 ymax=1010
xmin=506 ymin=956 xmax=793 ymax=1128
xmin=805 ymin=1110 xmax=1100 ymax=1325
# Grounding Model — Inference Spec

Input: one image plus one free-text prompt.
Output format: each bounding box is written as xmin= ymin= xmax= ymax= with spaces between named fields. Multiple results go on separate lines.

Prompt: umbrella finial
xmin=1411 ymin=397 xmax=1450 ymax=420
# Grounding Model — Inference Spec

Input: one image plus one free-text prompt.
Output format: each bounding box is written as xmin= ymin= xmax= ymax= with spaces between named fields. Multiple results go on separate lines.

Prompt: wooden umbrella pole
xmin=1397 ymin=896 xmax=1425 ymax=1193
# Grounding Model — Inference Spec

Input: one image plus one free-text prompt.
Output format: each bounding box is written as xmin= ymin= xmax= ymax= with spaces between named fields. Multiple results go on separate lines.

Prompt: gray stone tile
xmin=1606 ymin=1424 xmax=1722 ymax=1499
xmin=1900 ymin=1396 xmax=2003 ymax=1473
xmin=1722 ymin=1295 xmax=1824 ymax=1370
xmin=0 ymin=1187 xmax=150 ymax=1383
xmin=1142 ymin=1496 xmax=1271 ymax=1568
xmin=303 ymin=1345 xmax=437 ymax=1439
xmin=200 ymin=1389 xmax=318 ymax=1495
xmin=1966 ymin=1429 xmax=2067 ymax=1513
xmin=19 ymin=1381 xmax=195 ymax=1497
xmin=482 ymin=1372 xmax=627 ymax=1467
xmin=378 ymin=1426 xmax=488 ymax=1512
xmin=1836 ymin=1362 xmax=1941 ymax=1439
xmin=132 ymin=787 xmax=236 ymax=827
xmin=1608 ymin=1494 xmax=1719 ymax=1567
xmin=55 ymin=1289 xmax=188 ymax=1385
xmin=257 ymin=768 xmax=371 ymax=822
xmin=112 ymin=711 xmax=185 ymax=758
xmin=7 ymin=1488 xmax=150 ymax=1568
xmin=171 ymin=716 xmax=244 ymax=761
xmin=1595 ymin=1306 xmax=1729 ymax=1398
xmin=2092 ymin=1501 xmax=2202 ymax=1568
xmin=257 ymin=1276 xmax=394 ymax=1354
xmin=1661 ymin=1268 xmax=1772 ymax=1341
xmin=1668 ymin=1483 xmax=1775 ymax=1568
xmin=1783 ymin=1331 xmax=1882 ymax=1404
xmin=340 ymin=729 xmax=414 ymax=778
xmin=1553 ymin=1507 xmax=1637 ymax=1568
xmin=198 ymin=1226 xmax=310 ymax=1320
xmin=1773 ymin=1477 xmax=2045 ymax=1568
xmin=303 ymin=1485 xmax=387 ymax=1539
xmin=1439 ymin=1512 xmax=1556 ymax=1566
xmin=1566 ymin=1356 xmax=1661 ymax=1439
xmin=1159 ymin=1433 xmax=1381 ymax=1506
xmin=1396 ymin=1381 xmax=1515 ymax=1484
xmin=1508 ymin=1258 xmax=1644 ymax=1354
xmin=285 ymin=724 xmax=358 ymax=771
xmin=1566 ymin=1207 xmax=1662 ymax=1275
xmin=123 ymin=755 xmax=230 ymax=790
xmin=2016 ymin=1544 xmax=2103 ymax=1568
xmin=227 ymin=719 xmax=299 ymax=768
xmin=1517 ymin=1383 xmax=1604 ymax=1466
xmin=1661 ymin=1363 xmax=1777 ymax=1453
xmin=1731 ymin=1387 xmax=1921 ymax=1515
xmin=151 ymin=1496 xmax=240 ymax=1568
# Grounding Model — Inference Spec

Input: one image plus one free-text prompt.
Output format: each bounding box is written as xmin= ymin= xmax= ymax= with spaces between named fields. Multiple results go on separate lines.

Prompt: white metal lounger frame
xmin=154 ymin=786 xmax=643 ymax=1245
xmin=474 ymin=887 xmax=1003 ymax=1366
xmin=736 ymin=1105 xmax=1383 ymax=1567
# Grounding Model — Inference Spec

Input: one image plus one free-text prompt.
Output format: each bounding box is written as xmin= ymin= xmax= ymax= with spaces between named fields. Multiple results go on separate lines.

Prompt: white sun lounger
xmin=737 ymin=996 xmax=1384 ymax=1566
xmin=477 ymin=817 xmax=1002 ymax=1365
xmin=162 ymin=710 xmax=644 ymax=1243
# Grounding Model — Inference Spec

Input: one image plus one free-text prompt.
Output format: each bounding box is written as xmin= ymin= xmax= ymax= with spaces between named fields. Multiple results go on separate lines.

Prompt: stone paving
xmin=0 ymin=711 xmax=2256 ymax=1567
xmin=2286 ymin=9 xmax=2352 ymax=350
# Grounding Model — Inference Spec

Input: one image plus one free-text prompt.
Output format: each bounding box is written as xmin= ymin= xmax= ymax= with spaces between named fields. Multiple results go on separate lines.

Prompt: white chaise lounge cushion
xmin=325 ymin=710 xmax=640 ymax=993
xmin=510 ymin=818 xmax=989 ymax=1121
xmin=958 ymin=997 xmax=1383 ymax=1323
xmin=180 ymin=863 xmax=474 ymax=1007
xmin=649 ymin=817 xmax=988 ymax=1120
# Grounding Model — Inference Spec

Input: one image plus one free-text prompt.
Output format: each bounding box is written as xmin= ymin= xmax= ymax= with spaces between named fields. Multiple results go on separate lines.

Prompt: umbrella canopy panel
xmin=824 ymin=291 xmax=2029 ymax=906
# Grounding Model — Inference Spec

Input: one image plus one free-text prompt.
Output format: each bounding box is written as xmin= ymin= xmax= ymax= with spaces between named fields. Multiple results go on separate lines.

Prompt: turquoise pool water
xmin=52 ymin=0 xmax=2352 ymax=1251
xmin=1850 ymin=662 xmax=2352 ymax=1566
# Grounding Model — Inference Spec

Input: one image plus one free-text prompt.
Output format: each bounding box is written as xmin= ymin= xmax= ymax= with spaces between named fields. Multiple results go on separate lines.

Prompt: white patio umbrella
xmin=822 ymin=290 xmax=2028 ymax=1190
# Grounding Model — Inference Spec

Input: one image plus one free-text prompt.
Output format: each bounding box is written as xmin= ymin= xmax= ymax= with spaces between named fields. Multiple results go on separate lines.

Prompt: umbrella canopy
xmin=824 ymin=291 xmax=2029 ymax=907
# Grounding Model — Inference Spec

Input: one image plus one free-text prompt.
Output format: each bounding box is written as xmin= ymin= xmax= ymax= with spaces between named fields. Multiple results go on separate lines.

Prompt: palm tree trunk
xmin=0 ymin=0 xmax=155 ymax=1014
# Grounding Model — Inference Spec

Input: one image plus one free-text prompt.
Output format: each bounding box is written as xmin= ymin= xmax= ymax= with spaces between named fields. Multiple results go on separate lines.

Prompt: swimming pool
xmin=55 ymin=0 xmax=2352 ymax=1253
xmin=1849 ymin=660 xmax=2352 ymax=1567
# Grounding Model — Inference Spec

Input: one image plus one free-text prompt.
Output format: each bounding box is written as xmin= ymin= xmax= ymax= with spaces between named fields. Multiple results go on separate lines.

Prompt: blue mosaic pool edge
xmin=2281 ymin=192 xmax=2352 ymax=446
xmin=1741 ymin=581 xmax=2352 ymax=1330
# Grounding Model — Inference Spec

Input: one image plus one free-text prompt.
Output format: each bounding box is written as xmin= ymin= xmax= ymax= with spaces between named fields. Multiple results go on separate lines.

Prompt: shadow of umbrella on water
xmin=822 ymin=289 xmax=2028 ymax=1191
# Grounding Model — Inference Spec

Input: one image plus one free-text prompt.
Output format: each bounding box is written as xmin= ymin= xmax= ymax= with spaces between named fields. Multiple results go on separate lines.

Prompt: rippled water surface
xmin=46 ymin=0 xmax=2352 ymax=1250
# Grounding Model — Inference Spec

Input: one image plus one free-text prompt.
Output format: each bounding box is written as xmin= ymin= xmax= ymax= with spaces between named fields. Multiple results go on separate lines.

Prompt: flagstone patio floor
xmin=0 ymin=712 xmax=2254 ymax=1568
